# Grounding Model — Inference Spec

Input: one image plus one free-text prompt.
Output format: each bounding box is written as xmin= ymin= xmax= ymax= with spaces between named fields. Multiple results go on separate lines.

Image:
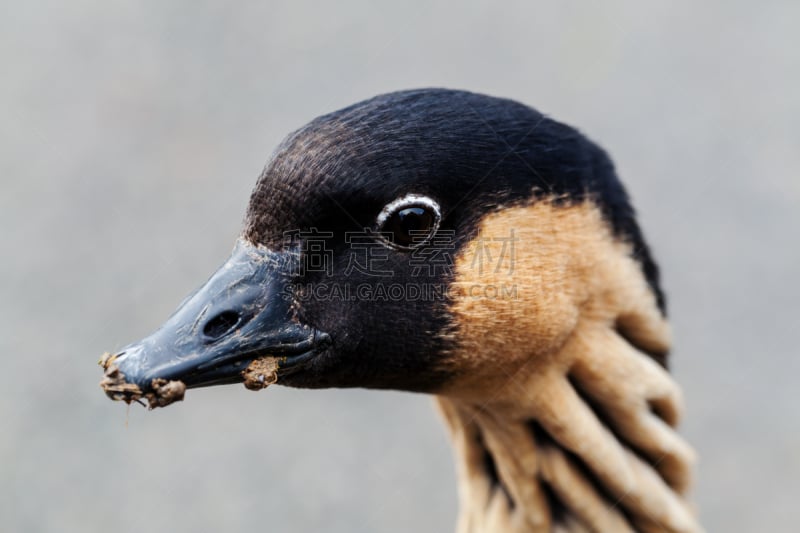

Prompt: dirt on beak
xmin=98 ymin=352 xmax=186 ymax=409
xmin=241 ymin=357 xmax=280 ymax=390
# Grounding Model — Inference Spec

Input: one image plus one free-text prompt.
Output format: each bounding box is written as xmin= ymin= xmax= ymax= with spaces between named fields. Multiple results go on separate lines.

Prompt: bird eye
xmin=375 ymin=194 xmax=441 ymax=250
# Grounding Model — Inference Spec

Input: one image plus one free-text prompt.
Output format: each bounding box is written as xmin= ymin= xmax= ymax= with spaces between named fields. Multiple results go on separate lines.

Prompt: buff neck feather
xmin=435 ymin=201 xmax=702 ymax=533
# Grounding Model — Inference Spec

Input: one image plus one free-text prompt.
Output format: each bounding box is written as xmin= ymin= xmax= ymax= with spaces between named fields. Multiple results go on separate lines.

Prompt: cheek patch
xmin=436 ymin=200 xmax=699 ymax=532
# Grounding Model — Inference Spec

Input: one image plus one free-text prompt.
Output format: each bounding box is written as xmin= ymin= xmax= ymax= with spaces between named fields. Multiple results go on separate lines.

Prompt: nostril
xmin=203 ymin=310 xmax=241 ymax=340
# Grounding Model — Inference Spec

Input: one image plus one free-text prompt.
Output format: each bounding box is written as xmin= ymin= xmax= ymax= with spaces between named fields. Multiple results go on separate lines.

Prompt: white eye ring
xmin=375 ymin=194 xmax=442 ymax=250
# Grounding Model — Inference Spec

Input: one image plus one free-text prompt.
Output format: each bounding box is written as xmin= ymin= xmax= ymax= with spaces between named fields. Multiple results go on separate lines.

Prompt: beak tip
xmin=99 ymin=362 xmax=144 ymax=403
xmin=98 ymin=350 xmax=187 ymax=409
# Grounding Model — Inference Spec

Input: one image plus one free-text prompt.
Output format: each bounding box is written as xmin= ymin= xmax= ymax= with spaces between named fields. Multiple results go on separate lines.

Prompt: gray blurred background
xmin=1 ymin=1 xmax=798 ymax=532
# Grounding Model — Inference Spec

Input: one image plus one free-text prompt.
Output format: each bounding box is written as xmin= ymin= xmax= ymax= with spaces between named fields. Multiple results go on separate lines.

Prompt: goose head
xmin=101 ymin=89 xmax=698 ymax=532
xmin=104 ymin=88 xmax=664 ymax=398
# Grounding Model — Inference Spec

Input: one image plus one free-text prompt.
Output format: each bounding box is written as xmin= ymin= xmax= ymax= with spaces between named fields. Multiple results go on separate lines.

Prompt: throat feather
xmin=437 ymin=334 xmax=699 ymax=532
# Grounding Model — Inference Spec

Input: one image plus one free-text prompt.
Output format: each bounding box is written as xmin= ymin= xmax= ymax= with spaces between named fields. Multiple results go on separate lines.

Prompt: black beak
xmin=100 ymin=239 xmax=330 ymax=406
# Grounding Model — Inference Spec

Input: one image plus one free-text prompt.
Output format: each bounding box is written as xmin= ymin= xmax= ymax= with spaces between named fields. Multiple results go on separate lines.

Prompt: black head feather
xmin=242 ymin=88 xmax=664 ymax=390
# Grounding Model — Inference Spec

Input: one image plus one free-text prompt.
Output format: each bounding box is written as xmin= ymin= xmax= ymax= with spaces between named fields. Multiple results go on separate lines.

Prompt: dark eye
xmin=376 ymin=194 xmax=441 ymax=250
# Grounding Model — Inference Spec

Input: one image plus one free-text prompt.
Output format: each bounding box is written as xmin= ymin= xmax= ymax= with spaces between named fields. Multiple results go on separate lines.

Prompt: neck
xmin=436 ymin=319 xmax=701 ymax=533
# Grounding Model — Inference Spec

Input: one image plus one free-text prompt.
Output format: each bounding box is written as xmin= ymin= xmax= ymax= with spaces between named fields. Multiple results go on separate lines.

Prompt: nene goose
xmin=101 ymin=89 xmax=701 ymax=533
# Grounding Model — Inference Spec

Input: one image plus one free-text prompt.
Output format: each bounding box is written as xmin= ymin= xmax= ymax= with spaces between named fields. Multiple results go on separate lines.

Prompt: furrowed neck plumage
xmin=434 ymin=200 xmax=701 ymax=533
